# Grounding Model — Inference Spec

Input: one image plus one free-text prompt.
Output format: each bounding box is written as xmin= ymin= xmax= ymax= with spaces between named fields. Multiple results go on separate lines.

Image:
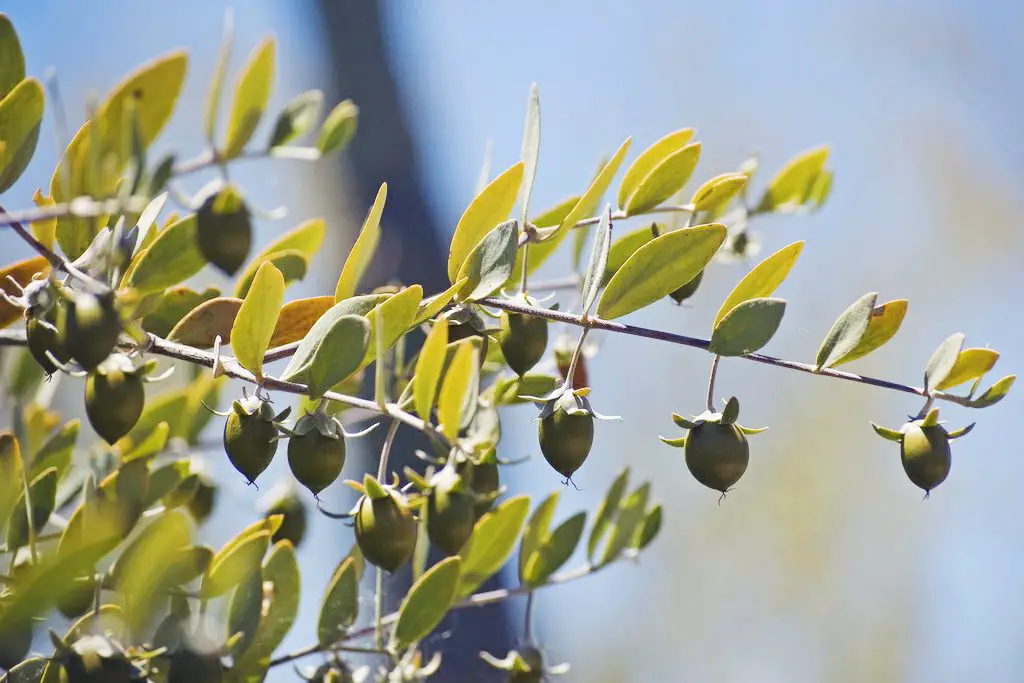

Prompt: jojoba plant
xmin=0 ymin=11 xmax=1013 ymax=682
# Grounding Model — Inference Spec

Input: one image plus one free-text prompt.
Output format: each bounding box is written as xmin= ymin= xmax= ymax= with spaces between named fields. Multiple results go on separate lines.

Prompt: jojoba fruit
xmin=448 ymin=319 xmax=489 ymax=366
xmin=61 ymin=635 xmax=137 ymax=683
xmin=900 ymin=423 xmax=951 ymax=494
xmin=167 ymin=642 xmax=223 ymax=683
xmin=65 ymin=293 xmax=121 ymax=371
xmin=0 ymin=618 xmax=32 ymax=671
xmin=223 ymin=398 xmax=280 ymax=485
xmin=497 ymin=310 xmax=548 ymax=376
xmin=355 ymin=489 xmax=417 ymax=572
xmin=27 ymin=314 xmax=70 ymax=374
xmin=684 ymin=422 xmax=749 ymax=493
xmin=265 ymin=491 xmax=308 ymax=548
xmin=461 ymin=456 xmax=500 ymax=517
xmin=538 ymin=409 xmax=594 ymax=480
xmin=510 ymin=647 xmax=544 ymax=683
xmin=186 ymin=474 xmax=217 ymax=524
xmin=426 ymin=469 xmax=476 ymax=555
xmin=288 ymin=429 xmax=346 ymax=496
xmin=197 ymin=185 xmax=252 ymax=276
xmin=84 ymin=358 xmax=145 ymax=444
xmin=668 ymin=268 xmax=704 ymax=305
xmin=57 ymin=573 xmax=98 ymax=619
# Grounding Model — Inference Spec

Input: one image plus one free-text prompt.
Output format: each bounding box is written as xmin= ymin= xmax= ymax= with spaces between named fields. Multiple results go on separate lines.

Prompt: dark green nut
xmin=167 ymin=642 xmax=223 ymax=683
xmin=900 ymin=423 xmax=951 ymax=494
xmin=668 ymin=268 xmax=704 ymax=305
xmin=448 ymin=319 xmax=489 ymax=366
xmin=84 ymin=355 xmax=145 ymax=444
xmin=426 ymin=468 xmax=477 ymax=555
xmin=264 ymin=489 xmax=308 ymax=548
xmin=197 ymin=184 xmax=252 ymax=276
xmin=497 ymin=309 xmax=549 ymax=376
xmin=458 ymin=454 xmax=500 ymax=517
xmin=0 ymin=618 xmax=32 ymax=671
xmin=57 ymin=573 xmax=98 ymax=619
xmin=186 ymin=474 xmax=217 ymax=524
xmin=685 ymin=422 xmax=749 ymax=493
xmin=355 ymin=483 xmax=417 ymax=572
xmin=27 ymin=313 xmax=70 ymax=374
xmin=511 ymin=647 xmax=545 ymax=683
xmin=223 ymin=396 xmax=283 ymax=485
xmin=64 ymin=293 xmax=121 ymax=371
xmin=287 ymin=413 xmax=346 ymax=496
xmin=539 ymin=409 xmax=594 ymax=481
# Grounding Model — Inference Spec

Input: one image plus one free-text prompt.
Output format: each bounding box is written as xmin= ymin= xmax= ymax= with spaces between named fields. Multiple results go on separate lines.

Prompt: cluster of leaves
xmin=0 ymin=12 xmax=1015 ymax=683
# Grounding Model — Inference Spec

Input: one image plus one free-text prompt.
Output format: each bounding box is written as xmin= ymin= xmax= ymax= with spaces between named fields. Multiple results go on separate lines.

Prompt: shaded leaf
xmin=142 ymin=286 xmax=221 ymax=338
xmin=123 ymin=214 xmax=206 ymax=293
xmin=241 ymin=541 xmax=300 ymax=657
xmin=587 ymin=467 xmax=629 ymax=561
xmin=713 ymin=241 xmax=804 ymax=329
xmin=391 ymin=556 xmax=461 ymax=651
xmin=28 ymin=420 xmax=78 ymax=481
xmin=0 ymin=433 xmax=24 ymax=529
xmin=456 ymin=495 xmax=530 ymax=599
xmin=936 ymin=348 xmax=1000 ymax=391
xmin=0 ymin=77 xmax=43 ymax=193
xmin=269 ymin=295 xmax=335 ymax=347
xmin=336 ymin=183 xmax=386 ymax=300
xmin=231 ymin=262 xmax=285 ymax=377
xmin=122 ymin=421 xmax=169 ymax=461
xmin=523 ymin=511 xmax=586 ymax=587
xmin=233 ymin=249 xmax=307 ymax=299
xmin=268 ymin=89 xmax=324 ymax=148
xmin=30 ymin=188 xmax=57 ymax=250
xmin=834 ymin=299 xmax=908 ymax=367
xmin=634 ymin=503 xmax=662 ymax=550
xmin=924 ymin=333 xmax=965 ymax=394
xmin=224 ymin=37 xmax=275 ymax=158
xmin=598 ymin=223 xmax=726 ymax=320
xmin=316 ymin=99 xmax=358 ymax=155
xmin=448 ymin=162 xmax=523 ymax=283
xmin=318 ymin=557 xmax=359 ymax=646
xmin=815 ymin=292 xmax=877 ymax=370
xmin=292 ymin=314 xmax=370 ymax=398
xmin=624 ymin=142 xmax=701 ymax=216
xmin=456 ymin=219 xmax=518 ymax=301
xmin=709 ymin=297 xmax=787 ymax=357
xmin=599 ymin=483 xmax=649 ymax=566
xmin=414 ymin=319 xmax=448 ymax=419
xmin=0 ymin=14 xmax=25 ymax=98
xmin=228 ymin=567 xmax=263 ymax=655
xmin=202 ymin=530 xmax=271 ymax=598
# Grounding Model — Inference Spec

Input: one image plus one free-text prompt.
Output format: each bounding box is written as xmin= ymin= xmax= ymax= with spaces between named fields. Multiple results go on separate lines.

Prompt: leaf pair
xmin=618 ymin=128 xmax=701 ymax=216
xmin=519 ymin=492 xmax=586 ymax=588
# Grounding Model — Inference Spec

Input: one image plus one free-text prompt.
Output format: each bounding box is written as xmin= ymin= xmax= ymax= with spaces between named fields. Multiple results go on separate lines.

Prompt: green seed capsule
xmin=0 ymin=618 xmax=32 ymax=671
xmin=900 ymin=423 xmax=951 ymax=494
xmin=497 ymin=310 xmax=549 ymax=376
xmin=355 ymin=489 xmax=417 ymax=572
xmin=223 ymin=399 xmax=280 ymax=485
xmin=684 ymin=422 xmax=749 ymax=493
xmin=197 ymin=185 xmax=252 ymax=276
xmin=186 ymin=475 xmax=217 ymax=525
xmin=426 ymin=470 xmax=476 ymax=555
xmin=64 ymin=293 xmax=121 ymax=371
xmin=459 ymin=456 xmax=500 ymax=517
xmin=538 ymin=409 xmax=594 ymax=480
xmin=668 ymin=268 xmax=704 ymax=304
xmin=510 ymin=647 xmax=545 ymax=683
xmin=265 ymin=492 xmax=308 ymax=548
xmin=26 ymin=314 xmax=70 ymax=374
xmin=288 ymin=430 xmax=346 ymax=496
xmin=57 ymin=574 xmax=97 ymax=619
xmin=167 ymin=642 xmax=223 ymax=683
xmin=84 ymin=361 xmax=145 ymax=444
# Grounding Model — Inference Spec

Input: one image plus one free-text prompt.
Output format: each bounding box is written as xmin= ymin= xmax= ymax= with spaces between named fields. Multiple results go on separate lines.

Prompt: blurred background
xmin=3 ymin=0 xmax=1023 ymax=681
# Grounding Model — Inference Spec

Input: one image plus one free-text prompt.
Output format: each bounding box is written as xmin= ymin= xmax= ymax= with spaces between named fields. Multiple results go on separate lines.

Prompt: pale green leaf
xmin=0 ymin=14 xmax=25 ymax=99
xmin=523 ymin=511 xmax=586 ymax=587
xmin=447 ymin=162 xmax=524 ymax=283
xmin=624 ymin=142 xmax=701 ymax=216
xmin=318 ymin=557 xmax=359 ymax=646
xmin=600 ymin=224 xmax=657 ymax=287
xmin=587 ymin=467 xmax=629 ymax=562
xmin=437 ymin=341 xmax=477 ymax=440
xmin=361 ymin=285 xmax=423 ymax=368
xmin=833 ymin=299 xmax=908 ymax=367
xmin=634 ymin=503 xmax=662 ymax=550
xmin=598 ymin=223 xmax=727 ymax=320
xmin=336 ymin=183 xmax=386 ymax=300
xmin=815 ymin=292 xmax=877 ymax=370
xmin=519 ymin=83 xmax=541 ymax=227
xmin=240 ymin=541 xmax=300 ymax=657
xmin=936 ymin=348 xmax=1000 ymax=391
xmin=709 ymin=297 xmax=787 ymax=357
xmin=224 ymin=37 xmax=275 ymax=158
xmin=202 ymin=530 xmax=271 ymax=598
xmin=518 ymin=492 xmax=559 ymax=583
xmin=0 ymin=77 xmax=43 ymax=193
xmin=123 ymin=215 xmax=206 ymax=293
xmin=691 ymin=172 xmax=748 ymax=213
xmin=231 ymin=262 xmax=285 ymax=377
xmin=414 ymin=319 xmax=448 ymax=419
xmin=713 ymin=241 xmax=804 ymax=329
xmin=391 ymin=557 xmax=461 ymax=652
xmin=316 ymin=99 xmax=358 ymax=155
xmin=456 ymin=219 xmax=518 ymax=301
xmin=278 ymin=294 xmax=385 ymax=381
xmin=456 ymin=495 xmax=530 ymax=599
xmin=599 ymin=483 xmax=649 ymax=566
xmin=579 ymin=205 xmax=612 ymax=316
xmin=289 ymin=314 xmax=369 ymax=398
xmin=924 ymin=333 xmax=965 ymax=393
xmin=618 ymin=128 xmax=694 ymax=207
xmin=268 ymin=89 xmax=324 ymax=148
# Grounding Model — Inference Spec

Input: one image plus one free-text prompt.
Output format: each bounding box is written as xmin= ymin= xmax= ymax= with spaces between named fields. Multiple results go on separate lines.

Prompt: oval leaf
xmin=448 ymin=162 xmax=523 ymax=283
xmin=142 ymin=286 xmax=220 ymax=338
xmin=518 ymin=493 xmax=559 ymax=583
xmin=318 ymin=557 xmax=359 ymax=647
xmin=456 ymin=219 xmax=518 ymax=301
xmin=757 ymin=145 xmax=830 ymax=212
xmin=268 ymin=89 xmax=324 ymax=148
xmin=599 ymin=483 xmax=649 ymax=567
xmin=437 ymin=341 xmax=478 ymax=440
xmin=624 ymin=142 xmax=701 ymax=216
xmin=233 ymin=249 xmax=308 ymax=299
xmin=523 ymin=511 xmax=586 ymax=587
xmin=924 ymin=333 xmax=965 ymax=394
xmin=936 ymin=348 xmax=1000 ymax=391
xmin=390 ymin=556 xmax=462 ymax=652
xmin=279 ymin=294 xmax=387 ymax=381
xmin=300 ymin=314 xmax=370 ymax=398
xmin=691 ymin=172 xmax=748 ymax=213
xmin=414 ymin=319 xmax=448 ymax=419
xmin=231 ymin=262 xmax=285 ymax=377
xmin=618 ymin=128 xmax=694 ymax=208
xmin=242 ymin=541 xmax=300 ymax=657
xmin=0 ymin=77 xmax=43 ymax=193
xmin=316 ymin=99 xmax=358 ymax=155
xmin=361 ymin=285 xmax=423 ymax=369
xmin=203 ymin=530 xmax=271 ymax=598
xmin=0 ymin=15 xmax=25 ymax=98
xmin=336 ymin=183 xmax=386 ymax=301
xmin=269 ymin=295 xmax=335 ymax=347
xmin=224 ymin=37 xmax=275 ymax=158
xmin=554 ymin=138 xmax=631 ymax=244
xmin=456 ymin=495 xmax=530 ymax=599
xmin=968 ymin=375 xmax=1015 ymax=408
xmin=815 ymin=292 xmax=878 ymax=370
xmin=833 ymin=299 xmax=908 ymax=367
xmin=598 ymin=223 xmax=727 ymax=320
xmin=714 ymin=241 xmax=804 ymax=329
xmin=123 ymin=214 xmax=206 ymax=293
xmin=587 ymin=467 xmax=629 ymax=561
xmin=167 ymin=297 xmax=242 ymax=348
xmin=709 ymin=297 xmax=787 ymax=357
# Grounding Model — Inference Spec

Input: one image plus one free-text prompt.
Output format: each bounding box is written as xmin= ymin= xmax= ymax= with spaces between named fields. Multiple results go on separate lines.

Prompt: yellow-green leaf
xmin=553 ymin=138 xmax=631 ymax=245
xmin=167 ymin=296 xmax=242 ymax=348
xmin=414 ymin=319 xmax=448 ymax=419
xmin=0 ymin=432 xmax=24 ymax=531
xmin=316 ymin=99 xmax=358 ymax=155
xmin=0 ymin=14 xmax=25 ymax=99
xmin=52 ymin=121 xmax=94 ymax=259
xmin=757 ymin=145 xmax=830 ymax=212
xmin=30 ymin=188 xmax=57 ymax=250
xmin=713 ymin=241 xmax=804 ymax=329
xmin=969 ymin=375 xmax=1015 ymax=408
xmin=936 ymin=348 xmax=1000 ymax=391
xmin=507 ymin=195 xmax=581 ymax=288
xmin=519 ymin=83 xmax=541 ymax=226
xmin=318 ymin=557 xmax=359 ymax=647
xmin=691 ymin=172 xmax=748 ymax=213
xmin=29 ymin=419 xmax=78 ymax=481
xmin=598 ymin=223 xmax=726 ymax=320
xmin=361 ymin=285 xmax=422 ymax=368
xmin=268 ymin=89 xmax=323 ymax=148
xmin=456 ymin=219 xmax=518 ymax=301
xmin=233 ymin=249 xmax=308 ymax=298
xmin=390 ymin=556 xmax=461 ymax=651
xmin=437 ymin=341 xmax=477 ymax=440
xmin=456 ymin=495 xmax=530 ymax=599
xmin=231 ymin=262 xmax=285 ymax=377
xmin=624 ymin=142 xmax=701 ymax=216
xmin=815 ymin=292 xmax=877 ymax=371
xmin=617 ymin=129 xmax=693 ymax=208
xmin=224 ymin=37 xmax=275 ymax=159
xmin=204 ymin=10 xmax=234 ymax=143
xmin=0 ymin=77 xmax=44 ymax=193
xmin=238 ymin=541 xmax=300 ymax=658
xmin=709 ymin=297 xmax=787 ymax=357
xmin=588 ymin=467 xmax=629 ymax=562
xmin=518 ymin=492 xmax=559 ymax=583
xmin=203 ymin=530 xmax=271 ymax=598
xmin=600 ymin=224 xmax=657 ymax=287
xmin=123 ymin=214 xmax=206 ymax=293
xmin=336 ymin=183 xmax=386 ymax=301
xmin=924 ymin=333 xmax=965 ymax=394
xmin=834 ymin=299 xmax=908 ymax=367
xmin=6 ymin=467 xmax=57 ymax=551
xmin=447 ymin=162 xmax=524 ymax=283
xmin=413 ymin=278 xmax=466 ymax=326
xmin=237 ymin=217 xmax=325 ymax=298
xmin=142 ymin=285 xmax=221 ymax=338
xmin=523 ymin=511 xmax=585 ymax=587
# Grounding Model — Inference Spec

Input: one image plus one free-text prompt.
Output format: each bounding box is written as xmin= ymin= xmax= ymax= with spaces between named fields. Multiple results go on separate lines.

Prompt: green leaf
xmin=518 ymin=493 xmax=559 ymax=583
xmin=489 ymin=373 xmax=560 ymax=406
xmin=437 ymin=341 xmax=478 ymax=440
xmin=456 ymin=495 xmax=530 ymax=599
xmin=618 ymin=129 xmax=694 ymax=208
xmin=806 ymin=169 xmax=833 ymax=209
xmin=316 ymin=99 xmax=358 ymax=155
xmin=414 ymin=319 xmax=448 ymax=419
xmin=52 ymin=122 xmax=95 ymax=259
xmin=123 ymin=214 xmax=206 ymax=293
xmin=523 ymin=511 xmax=586 ymax=587
xmin=815 ymin=292 xmax=878 ymax=370
xmin=598 ymin=223 xmax=727 ymax=320
xmin=709 ymin=297 xmax=787 ymax=357
xmin=0 ymin=77 xmax=43 ymax=193
xmin=28 ymin=420 xmax=78 ymax=481
xmin=0 ymin=433 xmax=24 ymax=530
xmin=448 ymin=162 xmax=524 ymax=283
xmin=580 ymin=205 xmax=613 ymax=316
xmin=204 ymin=9 xmax=234 ymax=144
xmin=167 ymin=297 xmax=242 ymax=348
xmin=336 ymin=183 xmax=386 ymax=301
xmin=362 ymin=285 xmax=423 ymax=369
xmin=691 ymin=172 xmax=748 ymax=213
xmin=143 ymin=461 xmax=190 ymax=508
xmin=833 ymin=299 xmax=908 ymax=367
xmin=713 ymin=241 xmax=804 ymax=329
xmin=268 ymin=89 xmax=324 ymax=148
xmin=757 ymin=145 xmax=830 ymax=212
xmin=228 ymin=568 xmax=263 ymax=655
xmin=634 ymin=503 xmax=662 ymax=550
xmin=507 ymin=196 xmax=581 ymax=287
xmin=390 ymin=556 xmax=462 ymax=652
xmin=936 ymin=348 xmax=1000 ymax=391
xmin=142 ymin=286 xmax=221 ymax=338
xmin=413 ymin=278 xmax=466 ymax=326
xmin=231 ymin=262 xmax=285 ymax=378
xmin=587 ymin=467 xmax=629 ymax=561
xmin=296 ymin=314 xmax=370 ymax=398
xmin=600 ymin=224 xmax=657 ymax=287
xmin=599 ymin=483 xmax=649 ymax=566
xmin=7 ymin=467 xmax=57 ymax=551
xmin=233 ymin=249 xmax=308 ymax=299
xmin=318 ymin=557 xmax=359 ymax=647
xmin=115 ymin=510 xmax=192 ymax=632
xmin=456 ymin=219 xmax=518 ymax=301
xmin=924 ymin=333 xmax=965 ymax=394
xmin=203 ymin=530 xmax=271 ymax=598
xmin=240 ymin=541 xmax=300 ymax=657
xmin=968 ymin=375 xmax=1015 ymax=408
xmin=224 ymin=37 xmax=275 ymax=158
xmin=0 ymin=14 xmax=25 ymax=99
xmin=624 ymin=142 xmax=701 ymax=216
xmin=553 ymin=138 xmax=631 ymax=245
xmin=122 ymin=421 xmax=169 ymax=461
xmin=519 ymin=83 xmax=541 ymax=227
xmin=278 ymin=294 xmax=385 ymax=381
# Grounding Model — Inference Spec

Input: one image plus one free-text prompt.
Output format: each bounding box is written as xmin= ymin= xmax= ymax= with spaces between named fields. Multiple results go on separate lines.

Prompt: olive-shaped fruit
xmin=197 ymin=185 xmax=252 ymax=276
xmin=84 ymin=363 xmax=145 ymax=444
xmin=0 ymin=618 xmax=33 ymax=671
xmin=510 ymin=647 xmax=545 ymax=683
xmin=168 ymin=644 xmax=223 ymax=683
xmin=288 ymin=430 xmax=346 ymax=496
xmin=497 ymin=310 xmax=548 ymax=376
xmin=538 ymin=409 xmax=594 ymax=480
xmin=265 ymin=493 xmax=308 ymax=548
xmin=223 ymin=399 xmax=280 ymax=485
xmin=57 ymin=573 xmax=97 ymax=619
xmin=900 ymin=423 xmax=951 ymax=494
xmin=459 ymin=456 xmax=500 ymax=517
xmin=186 ymin=475 xmax=217 ymax=524
xmin=684 ymin=422 xmax=749 ymax=493
xmin=355 ymin=489 xmax=417 ymax=572
xmin=426 ymin=472 xmax=477 ymax=555
xmin=448 ymin=320 xmax=489 ymax=366
xmin=27 ymin=314 xmax=70 ymax=374
xmin=668 ymin=269 xmax=704 ymax=305
xmin=64 ymin=293 xmax=121 ymax=371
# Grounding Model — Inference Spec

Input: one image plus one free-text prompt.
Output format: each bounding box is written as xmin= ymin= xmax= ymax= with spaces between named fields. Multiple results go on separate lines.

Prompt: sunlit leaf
xmin=507 ymin=196 xmax=581 ymax=287
xmin=600 ymin=224 xmax=656 ymax=288
xmin=414 ymin=319 xmax=448 ymax=419
xmin=123 ymin=214 xmax=206 ymax=293
xmin=268 ymin=89 xmax=324 ymax=148
xmin=519 ymin=83 xmax=541 ymax=227
xmin=0 ymin=77 xmax=43 ymax=193
xmin=815 ymin=292 xmax=877 ymax=370
xmin=336 ymin=183 xmax=386 ymax=301
xmin=833 ymin=299 xmax=908 ymax=367
xmin=624 ymin=142 xmax=701 ymax=216
xmin=757 ymin=145 xmax=830 ymax=212
xmin=289 ymin=314 xmax=369 ymax=398
xmin=0 ymin=14 xmax=25 ymax=98
xmin=936 ymin=348 xmax=1000 ymax=391
xmin=968 ymin=375 xmax=1015 ymax=408
xmin=580 ymin=205 xmax=612 ymax=316
xmin=709 ymin=297 xmax=787 ymax=357
xmin=318 ymin=556 xmax=359 ymax=646
xmin=167 ymin=296 xmax=243 ymax=348
xmin=691 ymin=172 xmax=748 ymax=213
xmin=456 ymin=495 xmax=530 ymax=599
xmin=30 ymin=188 xmax=56 ymax=250
xmin=316 ymin=99 xmax=358 ymax=155
xmin=448 ymin=162 xmax=523 ymax=284
xmin=924 ymin=333 xmax=965 ymax=394
xmin=713 ymin=241 xmax=804 ymax=329
xmin=361 ymin=285 xmax=422 ymax=369
xmin=202 ymin=530 xmax=271 ymax=598
xmin=391 ymin=556 xmax=461 ymax=651
xmin=413 ymin=278 xmax=466 ymax=326
xmin=437 ymin=341 xmax=478 ymax=440
xmin=456 ymin=219 xmax=518 ymax=301
xmin=231 ymin=262 xmax=285 ymax=377
xmin=224 ymin=37 xmax=275 ymax=158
